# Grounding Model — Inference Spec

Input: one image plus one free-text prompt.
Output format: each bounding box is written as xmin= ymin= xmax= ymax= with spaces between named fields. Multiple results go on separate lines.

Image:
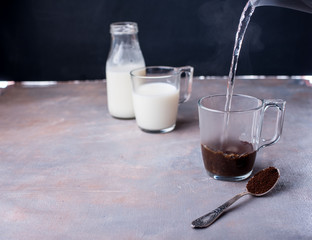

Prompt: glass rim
xmin=130 ymin=66 xmax=180 ymax=79
xmin=198 ymin=94 xmax=263 ymax=113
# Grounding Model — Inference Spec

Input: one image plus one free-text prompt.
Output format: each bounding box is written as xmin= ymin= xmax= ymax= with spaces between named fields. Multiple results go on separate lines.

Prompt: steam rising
xmin=197 ymin=0 xmax=264 ymax=75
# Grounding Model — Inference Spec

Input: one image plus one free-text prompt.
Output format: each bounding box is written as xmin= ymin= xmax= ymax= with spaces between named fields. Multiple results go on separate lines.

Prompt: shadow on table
xmin=175 ymin=114 xmax=199 ymax=132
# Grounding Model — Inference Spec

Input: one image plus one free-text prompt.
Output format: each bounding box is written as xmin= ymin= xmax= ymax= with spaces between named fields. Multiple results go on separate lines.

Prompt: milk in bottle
xmin=106 ymin=22 xmax=145 ymax=119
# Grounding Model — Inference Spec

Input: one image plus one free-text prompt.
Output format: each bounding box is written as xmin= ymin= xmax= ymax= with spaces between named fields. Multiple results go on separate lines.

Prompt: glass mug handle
xmin=259 ymin=99 xmax=286 ymax=149
xmin=177 ymin=66 xmax=194 ymax=103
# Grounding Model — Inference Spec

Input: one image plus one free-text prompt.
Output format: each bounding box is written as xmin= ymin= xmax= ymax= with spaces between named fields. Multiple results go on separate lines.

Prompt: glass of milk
xmin=130 ymin=66 xmax=193 ymax=133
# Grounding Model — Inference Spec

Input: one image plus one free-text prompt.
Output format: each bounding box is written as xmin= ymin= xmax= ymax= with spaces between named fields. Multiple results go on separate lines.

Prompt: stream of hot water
xmin=222 ymin=0 xmax=312 ymax=145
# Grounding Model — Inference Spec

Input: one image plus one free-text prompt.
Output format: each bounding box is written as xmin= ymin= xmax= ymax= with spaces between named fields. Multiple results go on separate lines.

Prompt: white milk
xmin=106 ymin=64 xmax=143 ymax=118
xmin=133 ymin=82 xmax=179 ymax=131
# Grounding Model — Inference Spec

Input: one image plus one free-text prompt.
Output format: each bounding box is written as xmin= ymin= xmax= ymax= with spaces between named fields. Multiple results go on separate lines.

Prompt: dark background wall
xmin=0 ymin=0 xmax=312 ymax=81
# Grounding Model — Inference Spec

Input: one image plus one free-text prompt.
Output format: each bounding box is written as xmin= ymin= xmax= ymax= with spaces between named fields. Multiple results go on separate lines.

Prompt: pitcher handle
xmin=177 ymin=66 xmax=194 ymax=103
xmin=259 ymin=99 xmax=286 ymax=149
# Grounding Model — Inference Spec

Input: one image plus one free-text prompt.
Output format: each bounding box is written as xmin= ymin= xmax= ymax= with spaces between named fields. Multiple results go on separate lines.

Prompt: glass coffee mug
xmin=198 ymin=94 xmax=286 ymax=181
xmin=131 ymin=66 xmax=193 ymax=133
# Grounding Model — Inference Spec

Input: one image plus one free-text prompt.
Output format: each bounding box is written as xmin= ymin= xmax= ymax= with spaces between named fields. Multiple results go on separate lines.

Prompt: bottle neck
xmin=110 ymin=22 xmax=138 ymax=34
xmin=107 ymin=22 xmax=145 ymax=67
xmin=111 ymin=33 xmax=140 ymax=48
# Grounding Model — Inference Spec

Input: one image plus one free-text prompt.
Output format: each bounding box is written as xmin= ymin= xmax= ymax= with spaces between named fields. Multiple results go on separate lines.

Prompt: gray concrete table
xmin=0 ymin=77 xmax=311 ymax=239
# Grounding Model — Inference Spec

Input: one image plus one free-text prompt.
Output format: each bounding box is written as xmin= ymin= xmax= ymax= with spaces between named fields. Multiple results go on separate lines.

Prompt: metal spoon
xmin=191 ymin=167 xmax=280 ymax=229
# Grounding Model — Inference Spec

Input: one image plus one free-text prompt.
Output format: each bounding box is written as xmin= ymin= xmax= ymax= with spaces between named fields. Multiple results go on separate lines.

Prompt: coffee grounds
xmin=246 ymin=167 xmax=279 ymax=195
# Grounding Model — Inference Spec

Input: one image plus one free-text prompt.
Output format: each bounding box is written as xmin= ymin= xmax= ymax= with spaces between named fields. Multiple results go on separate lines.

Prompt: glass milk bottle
xmin=106 ymin=22 xmax=145 ymax=119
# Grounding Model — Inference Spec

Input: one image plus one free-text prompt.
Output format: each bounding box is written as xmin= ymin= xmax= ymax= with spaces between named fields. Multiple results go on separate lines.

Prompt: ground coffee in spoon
xmin=246 ymin=167 xmax=279 ymax=195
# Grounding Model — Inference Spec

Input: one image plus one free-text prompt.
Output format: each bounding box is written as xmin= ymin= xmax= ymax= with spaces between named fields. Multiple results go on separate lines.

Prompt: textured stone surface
xmin=0 ymin=78 xmax=311 ymax=239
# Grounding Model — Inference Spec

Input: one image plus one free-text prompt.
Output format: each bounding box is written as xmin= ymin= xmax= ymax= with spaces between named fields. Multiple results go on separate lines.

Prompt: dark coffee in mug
xmin=198 ymin=94 xmax=285 ymax=181
xmin=201 ymin=140 xmax=257 ymax=177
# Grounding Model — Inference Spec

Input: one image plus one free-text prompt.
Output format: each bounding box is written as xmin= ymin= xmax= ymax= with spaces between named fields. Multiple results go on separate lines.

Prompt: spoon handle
xmin=191 ymin=191 xmax=249 ymax=228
